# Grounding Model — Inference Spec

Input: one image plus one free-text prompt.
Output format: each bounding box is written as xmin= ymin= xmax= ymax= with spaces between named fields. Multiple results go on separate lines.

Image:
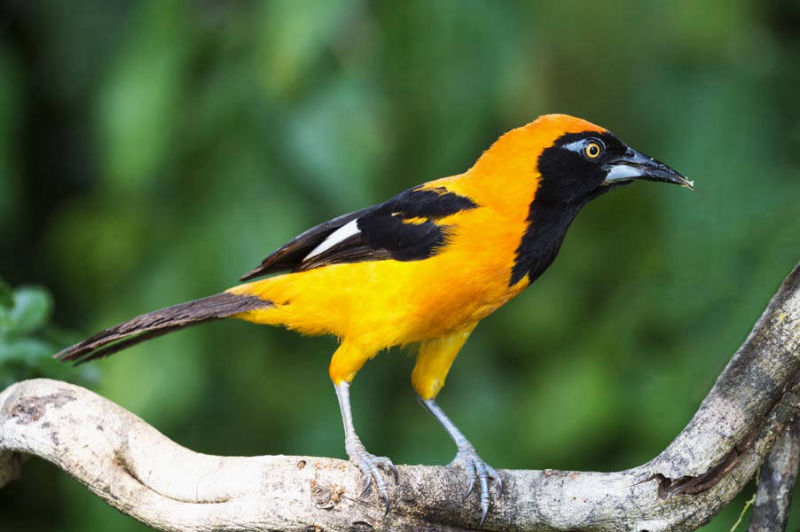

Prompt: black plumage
xmin=241 ymin=186 xmax=478 ymax=278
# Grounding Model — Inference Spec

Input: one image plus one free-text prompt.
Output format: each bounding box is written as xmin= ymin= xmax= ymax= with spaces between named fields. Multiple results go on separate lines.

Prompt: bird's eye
xmin=584 ymin=141 xmax=603 ymax=159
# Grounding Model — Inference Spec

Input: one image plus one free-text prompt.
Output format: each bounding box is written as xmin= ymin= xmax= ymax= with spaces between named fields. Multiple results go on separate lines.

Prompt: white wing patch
xmin=304 ymin=219 xmax=361 ymax=260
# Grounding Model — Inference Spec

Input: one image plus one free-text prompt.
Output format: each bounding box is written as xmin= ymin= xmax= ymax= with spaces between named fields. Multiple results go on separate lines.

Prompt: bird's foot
xmin=449 ymin=444 xmax=503 ymax=525
xmin=345 ymin=436 xmax=398 ymax=511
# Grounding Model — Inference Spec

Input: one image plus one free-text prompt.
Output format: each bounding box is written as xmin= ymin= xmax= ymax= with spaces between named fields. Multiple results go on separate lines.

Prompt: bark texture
xmin=748 ymin=418 xmax=800 ymax=531
xmin=2 ymin=262 xmax=800 ymax=531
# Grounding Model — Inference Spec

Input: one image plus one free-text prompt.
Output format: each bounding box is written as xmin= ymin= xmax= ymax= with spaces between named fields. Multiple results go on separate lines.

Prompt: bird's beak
xmin=603 ymin=148 xmax=694 ymax=189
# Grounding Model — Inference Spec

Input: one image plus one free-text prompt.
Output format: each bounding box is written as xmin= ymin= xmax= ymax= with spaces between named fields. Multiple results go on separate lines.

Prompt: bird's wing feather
xmin=240 ymin=186 xmax=478 ymax=280
xmin=239 ymin=207 xmax=375 ymax=281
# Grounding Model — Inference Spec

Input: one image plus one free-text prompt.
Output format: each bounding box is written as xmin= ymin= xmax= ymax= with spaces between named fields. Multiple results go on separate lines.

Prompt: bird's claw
xmin=346 ymin=437 xmax=397 ymax=511
xmin=450 ymin=445 xmax=503 ymax=525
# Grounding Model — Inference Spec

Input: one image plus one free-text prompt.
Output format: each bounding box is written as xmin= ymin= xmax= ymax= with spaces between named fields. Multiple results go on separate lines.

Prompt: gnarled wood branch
xmin=749 ymin=411 xmax=800 ymax=531
xmin=2 ymin=262 xmax=800 ymax=531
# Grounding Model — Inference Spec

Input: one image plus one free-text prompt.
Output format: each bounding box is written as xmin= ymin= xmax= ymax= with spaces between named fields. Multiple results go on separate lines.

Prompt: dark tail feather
xmin=54 ymin=292 xmax=272 ymax=365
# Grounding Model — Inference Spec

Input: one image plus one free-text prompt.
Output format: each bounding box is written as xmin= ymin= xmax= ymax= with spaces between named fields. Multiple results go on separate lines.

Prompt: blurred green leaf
xmin=257 ymin=0 xmax=355 ymax=97
xmin=0 ymin=337 xmax=54 ymax=363
xmin=8 ymin=287 xmax=53 ymax=336
xmin=98 ymin=0 xmax=189 ymax=192
xmin=0 ymin=279 xmax=96 ymax=392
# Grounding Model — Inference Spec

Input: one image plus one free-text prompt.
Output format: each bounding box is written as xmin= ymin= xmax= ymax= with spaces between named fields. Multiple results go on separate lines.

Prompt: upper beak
xmin=603 ymin=148 xmax=694 ymax=189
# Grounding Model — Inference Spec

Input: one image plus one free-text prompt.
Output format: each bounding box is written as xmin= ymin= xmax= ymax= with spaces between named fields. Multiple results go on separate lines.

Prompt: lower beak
xmin=603 ymin=148 xmax=694 ymax=189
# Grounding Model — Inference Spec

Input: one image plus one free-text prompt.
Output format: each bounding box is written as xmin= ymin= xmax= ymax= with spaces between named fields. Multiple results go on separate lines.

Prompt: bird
xmin=55 ymin=113 xmax=692 ymax=524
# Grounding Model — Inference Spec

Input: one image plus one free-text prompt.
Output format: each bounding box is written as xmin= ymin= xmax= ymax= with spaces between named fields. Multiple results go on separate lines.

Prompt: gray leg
xmin=420 ymin=397 xmax=503 ymax=524
xmin=334 ymin=382 xmax=397 ymax=509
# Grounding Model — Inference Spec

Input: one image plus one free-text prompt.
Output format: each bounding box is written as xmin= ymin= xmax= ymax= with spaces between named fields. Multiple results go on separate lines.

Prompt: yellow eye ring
xmin=584 ymin=141 xmax=602 ymax=159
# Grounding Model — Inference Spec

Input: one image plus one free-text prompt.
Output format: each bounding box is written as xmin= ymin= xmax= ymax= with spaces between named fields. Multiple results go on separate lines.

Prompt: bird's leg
xmin=334 ymin=381 xmax=398 ymax=509
xmin=419 ymin=397 xmax=503 ymax=524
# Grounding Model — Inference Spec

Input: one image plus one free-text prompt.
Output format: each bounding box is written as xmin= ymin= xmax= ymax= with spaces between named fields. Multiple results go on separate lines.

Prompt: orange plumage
xmin=229 ymin=115 xmax=607 ymax=389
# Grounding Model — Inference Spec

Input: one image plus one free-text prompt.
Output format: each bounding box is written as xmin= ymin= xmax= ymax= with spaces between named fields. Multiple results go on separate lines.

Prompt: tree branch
xmin=748 ymin=416 xmax=800 ymax=531
xmin=2 ymin=262 xmax=800 ymax=531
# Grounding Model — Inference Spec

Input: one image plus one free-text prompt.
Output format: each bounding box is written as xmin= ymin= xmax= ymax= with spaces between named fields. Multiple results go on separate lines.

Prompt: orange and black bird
xmin=56 ymin=114 xmax=692 ymax=523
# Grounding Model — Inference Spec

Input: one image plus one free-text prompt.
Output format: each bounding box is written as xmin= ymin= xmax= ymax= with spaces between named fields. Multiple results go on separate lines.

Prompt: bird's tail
xmin=54 ymin=292 xmax=272 ymax=364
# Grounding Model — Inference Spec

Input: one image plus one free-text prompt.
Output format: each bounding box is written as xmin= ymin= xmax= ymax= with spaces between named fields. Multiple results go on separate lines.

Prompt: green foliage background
xmin=1 ymin=1 xmax=799 ymax=530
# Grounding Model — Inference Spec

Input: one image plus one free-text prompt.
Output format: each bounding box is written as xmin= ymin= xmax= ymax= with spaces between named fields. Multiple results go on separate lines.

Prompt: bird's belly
xmin=233 ymin=255 xmax=524 ymax=350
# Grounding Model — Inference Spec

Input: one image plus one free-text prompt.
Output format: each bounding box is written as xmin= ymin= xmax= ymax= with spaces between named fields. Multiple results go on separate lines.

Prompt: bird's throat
xmin=509 ymin=199 xmax=583 ymax=286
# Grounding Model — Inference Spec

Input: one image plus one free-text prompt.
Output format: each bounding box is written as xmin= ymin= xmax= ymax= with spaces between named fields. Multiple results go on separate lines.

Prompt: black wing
xmin=240 ymin=186 xmax=478 ymax=280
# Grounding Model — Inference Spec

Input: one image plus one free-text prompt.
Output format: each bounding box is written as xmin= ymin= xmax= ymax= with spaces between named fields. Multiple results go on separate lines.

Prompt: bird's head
xmin=474 ymin=114 xmax=692 ymax=207
xmin=530 ymin=114 xmax=692 ymax=204
xmin=471 ymin=114 xmax=694 ymax=285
